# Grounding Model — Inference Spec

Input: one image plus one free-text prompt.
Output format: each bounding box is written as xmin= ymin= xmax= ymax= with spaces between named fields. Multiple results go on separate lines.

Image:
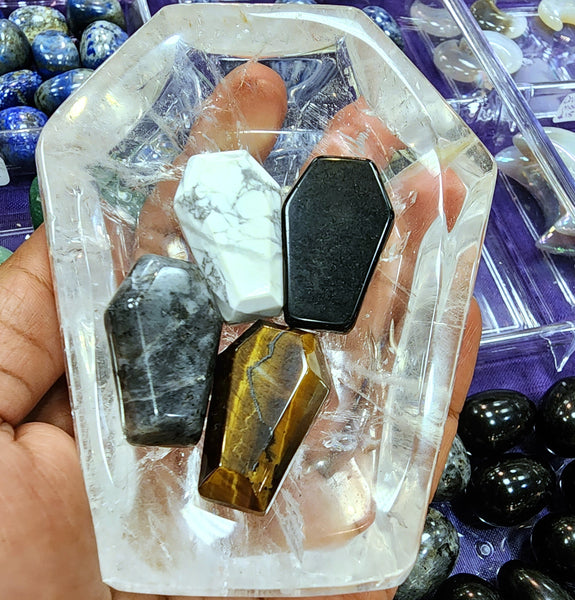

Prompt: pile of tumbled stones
xmin=0 ymin=0 xmax=129 ymax=168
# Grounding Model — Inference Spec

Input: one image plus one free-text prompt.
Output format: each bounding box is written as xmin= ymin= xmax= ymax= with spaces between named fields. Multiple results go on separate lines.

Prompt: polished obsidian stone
xmin=497 ymin=561 xmax=573 ymax=600
xmin=538 ymin=377 xmax=575 ymax=457
xmin=395 ymin=507 xmax=459 ymax=600
xmin=458 ymin=389 xmax=535 ymax=456
xmin=105 ymin=254 xmax=222 ymax=447
xmin=560 ymin=461 xmax=575 ymax=511
xmin=467 ymin=454 xmax=555 ymax=526
xmin=531 ymin=513 xmax=575 ymax=581
xmin=433 ymin=434 xmax=471 ymax=502
xmin=433 ymin=573 xmax=502 ymax=600
xmin=282 ymin=156 xmax=394 ymax=332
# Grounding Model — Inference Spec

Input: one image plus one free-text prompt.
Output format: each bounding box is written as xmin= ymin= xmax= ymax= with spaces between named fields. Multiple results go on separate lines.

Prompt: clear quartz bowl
xmin=36 ymin=3 xmax=496 ymax=596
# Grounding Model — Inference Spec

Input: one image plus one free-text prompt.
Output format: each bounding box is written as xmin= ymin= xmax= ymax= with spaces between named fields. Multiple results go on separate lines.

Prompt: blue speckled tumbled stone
xmin=8 ymin=6 xmax=68 ymax=44
xmin=32 ymin=30 xmax=80 ymax=80
xmin=80 ymin=20 xmax=127 ymax=69
xmin=0 ymin=106 xmax=47 ymax=168
xmin=34 ymin=68 xmax=93 ymax=115
xmin=362 ymin=6 xmax=405 ymax=50
xmin=66 ymin=0 xmax=125 ymax=35
xmin=0 ymin=69 xmax=42 ymax=110
xmin=0 ymin=19 xmax=31 ymax=76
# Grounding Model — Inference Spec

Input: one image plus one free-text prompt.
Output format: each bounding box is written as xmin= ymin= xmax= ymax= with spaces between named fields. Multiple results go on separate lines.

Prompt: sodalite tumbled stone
xmin=174 ymin=149 xmax=284 ymax=323
xmin=0 ymin=19 xmax=30 ymax=76
xmin=105 ymin=254 xmax=222 ymax=447
xmin=32 ymin=30 xmax=80 ymax=79
xmin=362 ymin=6 xmax=405 ymax=49
xmin=0 ymin=106 xmax=47 ymax=168
xmin=80 ymin=20 xmax=128 ymax=69
xmin=199 ymin=321 xmax=330 ymax=513
xmin=66 ymin=0 xmax=126 ymax=35
xmin=8 ymin=6 xmax=68 ymax=44
xmin=34 ymin=68 xmax=93 ymax=115
xmin=283 ymin=156 xmax=394 ymax=332
xmin=0 ymin=70 xmax=42 ymax=110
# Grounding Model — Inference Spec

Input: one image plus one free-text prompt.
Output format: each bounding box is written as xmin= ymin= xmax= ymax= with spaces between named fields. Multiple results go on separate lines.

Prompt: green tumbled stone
xmin=29 ymin=176 xmax=43 ymax=229
xmin=199 ymin=321 xmax=330 ymax=514
xmin=0 ymin=245 xmax=12 ymax=264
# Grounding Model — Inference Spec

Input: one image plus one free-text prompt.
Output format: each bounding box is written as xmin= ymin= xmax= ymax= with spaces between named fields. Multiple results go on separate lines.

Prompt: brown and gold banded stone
xmin=199 ymin=321 xmax=330 ymax=514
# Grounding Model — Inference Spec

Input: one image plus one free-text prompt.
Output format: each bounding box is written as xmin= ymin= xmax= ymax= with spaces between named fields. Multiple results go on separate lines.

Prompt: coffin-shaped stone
xmin=283 ymin=156 xmax=394 ymax=332
xmin=174 ymin=150 xmax=283 ymax=323
xmin=105 ymin=254 xmax=222 ymax=446
xmin=199 ymin=321 xmax=330 ymax=513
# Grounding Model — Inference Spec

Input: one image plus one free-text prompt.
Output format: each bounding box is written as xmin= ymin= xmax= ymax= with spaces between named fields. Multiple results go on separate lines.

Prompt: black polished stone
xmin=282 ymin=156 xmax=394 ymax=332
xmin=531 ymin=513 xmax=575 ymax=581
xmin=467 ymin=454 xmax=555 ymax=527
xmin=395 ymin=507 xmax=460 ymax=600
xmin=458 ymin=389 xmax=536 ymax=457
xmin=433 ymin=573 xmax=502 ymax=600
xmin=497 ymin=561 xmax=573 ymax=600
xmin=560 ymin=461 xmax=575 ymax=511
xmin=105 ymin=254 xmax=222 ymax=446
xmin=433 ymin=434 xmax=471 ymax=502
xmin=538 ymin=377 xmax=575 ymax=457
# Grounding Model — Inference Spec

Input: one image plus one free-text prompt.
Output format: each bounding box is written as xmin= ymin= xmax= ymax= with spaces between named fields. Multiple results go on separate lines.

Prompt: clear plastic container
xmin=398 ymin=0 xmax=575 ymax=368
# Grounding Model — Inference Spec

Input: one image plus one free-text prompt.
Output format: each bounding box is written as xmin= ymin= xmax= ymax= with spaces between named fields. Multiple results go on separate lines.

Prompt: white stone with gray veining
xmin=174 ymin=149 xmax=283 ymax=323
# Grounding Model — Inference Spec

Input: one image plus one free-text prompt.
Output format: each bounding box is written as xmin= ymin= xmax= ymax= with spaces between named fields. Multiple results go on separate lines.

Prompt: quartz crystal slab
xmin=199 ymin=321 xmax=330 ymax=513
xmin=283 ymin=156 xmax=394 ymax=332
xmin=36 ymin=3 xmax=496 ymax=596
xmin=174 ymin=149 xmax=283 ymax=323
xmin=105 ymin=254 xmax=222 ymax=446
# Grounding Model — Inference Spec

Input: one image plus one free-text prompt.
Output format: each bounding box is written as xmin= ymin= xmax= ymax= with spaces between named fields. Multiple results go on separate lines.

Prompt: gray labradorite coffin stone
xmin=105 ymin=254 xmax=222 ymax=447
xmin=282 ymin=156 xmax=394 ymax=332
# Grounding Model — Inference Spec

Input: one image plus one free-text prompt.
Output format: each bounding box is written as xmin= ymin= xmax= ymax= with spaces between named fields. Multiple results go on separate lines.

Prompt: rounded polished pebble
xmin=467 ymin=454 xmax=555 ymax=526
xmin=0 ymin=246 xmax=12 ymax=264
xmin=0 ymin=106 xmax=47 ymax=168
xmin=80 ymin=20 xmax=128 ymax=69
xmin=531 ymin=513 xmax=575 ymax=580
xmin=395 ymin=507 xmax=460 ymax=600
xmin=0 ymin=19 xmax=31 ymax=76
xmin=32 ymin=30 xmax=80 ymax=80
xmin=362 ymin=6 xmax=405 ymax=49
xmin=497 ymin=560 xmax=573 ymax=600
xmin=560 ymin=460 xmax=575 ymax=511
xmin=29 ymin=176 xmax=43 ymax=229
xmin=458 ymin=389 xmax=536 ymax=456
xmin=66 ymin=0 xmax=125 ymax=35
xmin=538 ymin=377 xmax=575 ymax=457
xmin=433 ymin=573 xmax=502 ymax=600
xmin=34 ymin=68 xmax=93 ymax=115
xmin=8 ymin=6 xmax=68 ymax=44
xmin=0 ymin=69 xmax=42 ymax=110
xmin=433 ymin=434 xmax=471 ymax=502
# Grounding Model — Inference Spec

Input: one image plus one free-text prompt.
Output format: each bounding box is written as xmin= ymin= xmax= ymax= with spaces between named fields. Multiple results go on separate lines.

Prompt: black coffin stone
xmin=282 ymin=156 xmax=394 ymax=332
xmin=105 ymin=254 xmax=222 ymax=447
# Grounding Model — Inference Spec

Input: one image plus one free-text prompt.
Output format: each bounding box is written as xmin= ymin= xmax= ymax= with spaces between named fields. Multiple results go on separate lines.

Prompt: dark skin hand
xmin=0 ymin=62 xmax=483 ymax=600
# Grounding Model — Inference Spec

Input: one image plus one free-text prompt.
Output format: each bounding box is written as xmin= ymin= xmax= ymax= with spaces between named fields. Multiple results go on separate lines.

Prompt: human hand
xmin=0 ymin=62 xmax=483 ymax=599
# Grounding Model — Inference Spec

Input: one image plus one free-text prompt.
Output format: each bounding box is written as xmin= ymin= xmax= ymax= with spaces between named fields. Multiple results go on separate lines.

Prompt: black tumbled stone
xmin=467 ymin=454 xmax=555 ymax=527
xmin=537 ymin=377 xmax=575 ymax=457
xmin=497 ymin=561 xmax=573 ymax=600
xmin=560 ymin=461 xmax=575 ymax=511
xmin=458 ymin=389 xmax=536 ymax=457
xmin=105 ymin=254 xmax=222 ymax=447
xmin=433 ymin=434 xmax=471 ymax=502
xmin=531 ymin=513 xmax=575 ymax=581
xmin=395 ymin=507 xmax=460 ymax=600
xmin=433 ymin=573 xmax=502 ymax=600
xmin=282 ymin=156 xmax=394 ymax=332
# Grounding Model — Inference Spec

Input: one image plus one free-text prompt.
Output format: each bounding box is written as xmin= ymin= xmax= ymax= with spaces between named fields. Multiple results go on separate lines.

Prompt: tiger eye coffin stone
xmin=199 ymin=321 xmax=330 ymax=513
xmin=282 ymin=156 xmax=394 ymax=332
xmin=105 ymin=254 xmax=222 ymax=447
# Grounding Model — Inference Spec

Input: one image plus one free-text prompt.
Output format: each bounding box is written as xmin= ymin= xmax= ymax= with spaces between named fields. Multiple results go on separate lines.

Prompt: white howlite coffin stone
xmin=174 ymin=149 xmax=283 ymax=323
